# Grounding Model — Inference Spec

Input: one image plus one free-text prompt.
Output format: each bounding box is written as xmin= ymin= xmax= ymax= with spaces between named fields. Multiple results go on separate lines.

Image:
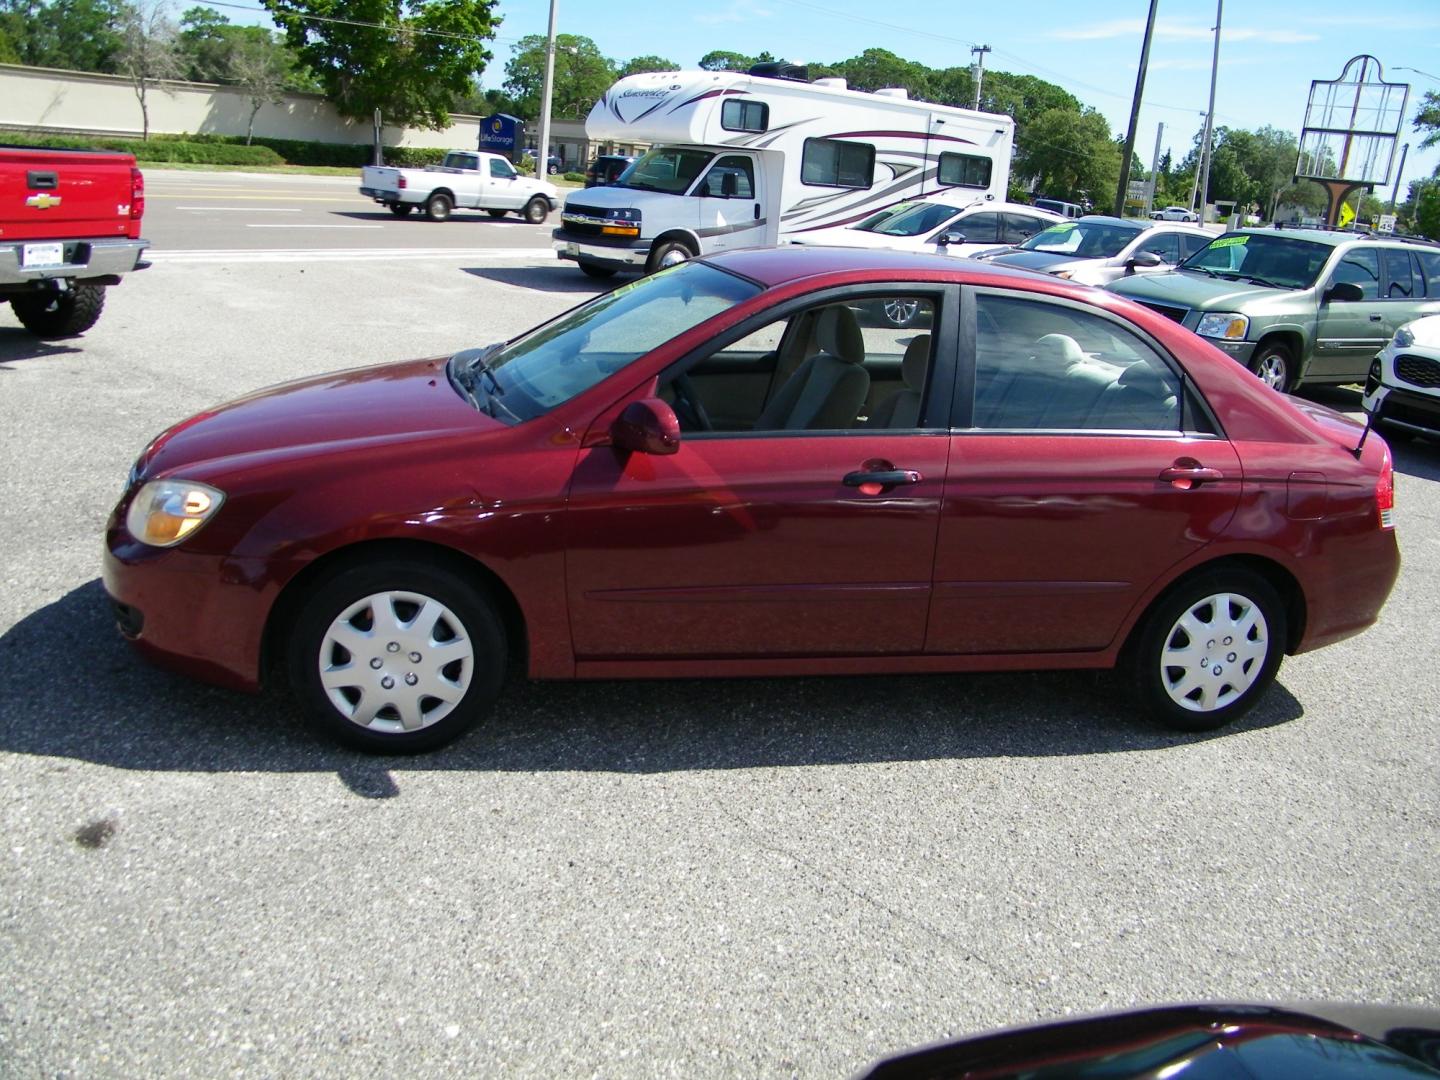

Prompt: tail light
xmin=398 ymin=175 xmax=407 ymax=189
xmin=130 ymin=167 xmax=145 ymax=219
xmin=1376 ymin=448 xmax=1394 ymax=529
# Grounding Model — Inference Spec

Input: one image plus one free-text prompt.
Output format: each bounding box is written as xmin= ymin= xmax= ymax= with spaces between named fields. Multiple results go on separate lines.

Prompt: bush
xmin=563 ymin=171 xmax=586 ymax=183
xmin=0 ymin=129 xmax=283 ymax=164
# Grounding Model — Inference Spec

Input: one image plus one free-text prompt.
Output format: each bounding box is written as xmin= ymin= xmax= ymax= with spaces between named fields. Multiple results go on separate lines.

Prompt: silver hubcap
xmin=318 ymin=590 xmax=473 ymax=734
xmin=657 ymin=246 xmax=689 ymax=269
xmin=1160 ymin=592 xmax=1269 ymax=713
xmin=884 ymin=299 xmax=919 ymax=324
xmin=1255 ymin=353 xmax=1286 ymax=389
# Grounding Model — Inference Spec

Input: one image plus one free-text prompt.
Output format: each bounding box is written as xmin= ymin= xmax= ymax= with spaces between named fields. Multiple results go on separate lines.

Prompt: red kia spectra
xmin=104 ymin=248 xmax=1400 ymax=752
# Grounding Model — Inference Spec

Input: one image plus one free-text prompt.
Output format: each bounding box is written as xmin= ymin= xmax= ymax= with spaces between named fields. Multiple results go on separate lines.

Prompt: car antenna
xmin=1351 ymin=408 xmax=1375 ymax=460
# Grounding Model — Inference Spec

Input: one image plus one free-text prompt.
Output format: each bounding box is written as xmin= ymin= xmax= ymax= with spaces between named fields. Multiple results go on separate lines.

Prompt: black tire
xmin=578 ymin=259 xmax=617 ymax=279
xmin=288 ymin=560 xmax=506 ymax=753
xmin=487 ymin=209 xmax=509 ymax=219
xmin=1248 ymin=341 xmax=1293 ymax=393
xmin=1129 ymin=569 xmax=1286 ymax=733
xmin=523 ymin=197 xmax=549 ymax=224
xmin=11 ymin=283 xmax=106 ymax=338
xmin=646 ymin=238 xmax=695 ymax=275
xmin=546 ymin=163 xmax=558 ymax=175
xmin=424 ymin=192 xmax=453 ymax=222
xmin=388 ymin=203 xmax=414 ymax=217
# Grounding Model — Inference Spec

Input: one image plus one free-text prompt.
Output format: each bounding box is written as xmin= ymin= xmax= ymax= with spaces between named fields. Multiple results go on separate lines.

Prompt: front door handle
xmin=1369 ymin=313 xmax=1384 ymax=322
xmin=844 ymin=469 xmax=921 ymax=489
xmin=1159 ymin=465 xmax=1224 ymax=489
xmin=754 ymin=202 xmax=761 ymax=220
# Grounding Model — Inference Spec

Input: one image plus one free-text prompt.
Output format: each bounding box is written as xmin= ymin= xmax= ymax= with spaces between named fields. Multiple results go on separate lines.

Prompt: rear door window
xmin=954 ymin=212 xmax=1000 ymax=244
xmin=1139 ymin=232 xmax=1182 ymax=264
xmin=1380 ymin=248 xmax=1418 ymax=298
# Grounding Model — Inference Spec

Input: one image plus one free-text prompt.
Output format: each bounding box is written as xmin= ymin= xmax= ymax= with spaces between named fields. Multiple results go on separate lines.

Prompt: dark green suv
xmin=1107 ymin=228 xmax=1440 ymax=392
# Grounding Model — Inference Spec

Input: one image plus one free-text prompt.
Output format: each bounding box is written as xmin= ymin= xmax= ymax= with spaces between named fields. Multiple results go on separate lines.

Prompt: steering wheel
xmin=672 ymin=373 xmax=713 ymax=432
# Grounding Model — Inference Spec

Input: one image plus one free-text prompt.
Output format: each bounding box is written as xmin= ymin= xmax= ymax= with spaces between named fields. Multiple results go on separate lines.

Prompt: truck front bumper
xmin=552 ymin=228 xmax=650 ymax=270
xmin=0 ymin=238 xmax=149 ymax=287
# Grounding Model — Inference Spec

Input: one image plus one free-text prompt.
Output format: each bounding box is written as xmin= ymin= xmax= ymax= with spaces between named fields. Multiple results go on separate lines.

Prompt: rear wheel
xmin=424 ymin=192 xmax=453 ymax=222
xmin=523 ymin=197 xmax=549 ymax=224
xmin=487 ymin=209 xmax=509 ymax=219
xmin=388 ymin=203 xmax=414 ymax=217
xmin=289 ymin=560 xmax=506 ymax=753
xmin=11 ymin=283 xmax=106 ymax=337
xmin=578 ymin=259 xmax=617 ymax=279
xmin=1130 ymin=569 xmax=1286 ymax=733
xmin=1248 ymin=341 xmax=1292 ymax=393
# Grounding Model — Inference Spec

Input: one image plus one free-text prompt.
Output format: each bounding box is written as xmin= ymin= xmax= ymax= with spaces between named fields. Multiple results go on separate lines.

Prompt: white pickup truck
xmin=360 ymin=151 xmax=559 ymax=223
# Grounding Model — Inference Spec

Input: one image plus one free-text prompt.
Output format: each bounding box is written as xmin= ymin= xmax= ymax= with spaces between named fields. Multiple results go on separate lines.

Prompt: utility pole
xmin=1195 ymin=0 xmax=1223 ymax=224
xmin=536 ymin=0 xmax=558 ymax=178
xmin=1389 ymin=142 xmax=1409 ymax=213
xmin=1145 ymin=121 xmax=1165 ymax=218
xmin=1114 ymin=0 xmax=1159 ymax=218
xmin=1188 ymin=113 xmax=1205 ymax=212
xmin=970 ymin=44 xmax=991 ymax=110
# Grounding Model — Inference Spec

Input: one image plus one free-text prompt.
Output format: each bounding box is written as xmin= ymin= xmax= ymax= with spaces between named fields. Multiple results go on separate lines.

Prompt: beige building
xmin=0 ymin=63 xmax=645 ymax=169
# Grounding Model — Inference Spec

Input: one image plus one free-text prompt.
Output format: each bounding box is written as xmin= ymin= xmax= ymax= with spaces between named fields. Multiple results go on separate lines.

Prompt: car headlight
xmin=125 ymin=479 xmax=225 ymax=547
xmin=1393 ymin=325 xmax=1415 ymax=348
xmin=1196 ymin=313 xmax=1249 ymax=340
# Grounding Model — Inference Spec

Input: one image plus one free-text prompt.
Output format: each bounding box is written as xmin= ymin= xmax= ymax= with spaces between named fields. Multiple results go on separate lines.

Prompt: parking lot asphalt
xmin=1 ymin=238 xmax=1438 ymax=1077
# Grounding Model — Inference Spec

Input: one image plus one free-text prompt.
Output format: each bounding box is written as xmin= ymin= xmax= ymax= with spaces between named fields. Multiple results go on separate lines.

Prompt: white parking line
xmin=246 ymin=223 xmax=384 ymax=229
xmin=176 ymin=206 xmax=303 ymax=212
xmin=147 ymin=247 xmax=556 ymax=264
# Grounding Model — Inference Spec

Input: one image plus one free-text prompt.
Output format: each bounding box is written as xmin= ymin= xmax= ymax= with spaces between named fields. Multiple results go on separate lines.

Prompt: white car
xmin=1363 ymin=314 xmax=1440 ymax=443
xmin=790 ymin=199 xmax=1064 ymax=259
xmin=1151 ymin=205 xmax=1199 ymax=222
xmin=977 ymin=216 xmax=1211 ymax=287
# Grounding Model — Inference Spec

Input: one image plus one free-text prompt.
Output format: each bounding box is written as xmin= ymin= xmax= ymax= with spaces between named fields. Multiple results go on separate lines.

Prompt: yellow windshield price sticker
xmin=1210 ymin=235 xmax=1249 ymax=248
xmin=1049 ymin=222 xmax=1078 ymax=231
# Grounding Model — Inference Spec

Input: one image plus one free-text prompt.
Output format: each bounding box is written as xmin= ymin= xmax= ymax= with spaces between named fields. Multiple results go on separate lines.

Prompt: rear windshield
xmin=1179 ymin=233 xmax=1332 ymax=290
xmin=857 ymin=201 xmax=962 ymax=237
xmin=1020 ymin=220 xmax=1143 ymax=258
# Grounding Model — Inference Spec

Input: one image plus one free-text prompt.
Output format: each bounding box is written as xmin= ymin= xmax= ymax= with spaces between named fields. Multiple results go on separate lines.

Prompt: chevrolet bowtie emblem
xmin=25 ymin=193 xmax=62 ymax=210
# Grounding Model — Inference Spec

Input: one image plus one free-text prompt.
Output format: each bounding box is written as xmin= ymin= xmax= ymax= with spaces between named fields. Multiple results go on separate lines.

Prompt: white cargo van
xmin=553 ymin=66 xmax=1015 ymax=277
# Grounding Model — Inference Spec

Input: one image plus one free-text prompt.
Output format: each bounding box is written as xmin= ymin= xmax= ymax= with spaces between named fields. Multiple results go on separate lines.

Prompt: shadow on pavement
xmin=0 ymin=329 xmax=83 ymax=368
xmin=462 ymin=266 xmax=616 ymax=294
xmin=0 ymin=580 xmax=1304 ymax=797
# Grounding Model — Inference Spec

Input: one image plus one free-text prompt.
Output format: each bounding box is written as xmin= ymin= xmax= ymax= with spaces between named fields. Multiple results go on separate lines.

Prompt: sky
xmin=225 ymin=0 xmax=1440 ymax=196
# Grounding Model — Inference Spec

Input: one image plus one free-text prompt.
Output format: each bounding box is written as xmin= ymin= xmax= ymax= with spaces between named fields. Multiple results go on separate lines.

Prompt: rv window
xmin=721 ymin=99 xmax=769 ymax=134
xmin=801 ymin=138 xmax=875 ymax=189
xmin=937 ymin=152 xmax=992 ymax=189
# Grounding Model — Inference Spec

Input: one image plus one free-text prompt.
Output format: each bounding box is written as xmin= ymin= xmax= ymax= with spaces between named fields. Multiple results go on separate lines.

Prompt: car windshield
xmin=857 ymin=201 xmax=962 ymax=237
xmin=1020 ymin=220 xmax=1144 ymax=258
xmin=456 ymin=262 xmax=760 ymax=423
xmin=1179 ymin=233 xmax=1331 ymax=289
xmin=614 ymin=148 xmax=715 ymax=195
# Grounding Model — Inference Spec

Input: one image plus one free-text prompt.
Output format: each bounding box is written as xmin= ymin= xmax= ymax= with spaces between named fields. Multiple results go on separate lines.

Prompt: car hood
xmin=1108 ymin=269 xmax=1296 ymax=310
xmin=791 ymin=228 xmax=917 ymax=250
xmin=139 ymin=356 xmax=501 ymax=481
xmin=986 ymin=250 xmax=1101 ymax=274
xmin=1401 ymin=313 xmax=1440 ymax=347
xmin=563 ymin=186 xmax=651 ymax=212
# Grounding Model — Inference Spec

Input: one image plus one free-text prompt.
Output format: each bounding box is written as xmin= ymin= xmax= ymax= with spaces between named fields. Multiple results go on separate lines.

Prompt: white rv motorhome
xmin=553 ymin=66 xmax=1015 ymax=278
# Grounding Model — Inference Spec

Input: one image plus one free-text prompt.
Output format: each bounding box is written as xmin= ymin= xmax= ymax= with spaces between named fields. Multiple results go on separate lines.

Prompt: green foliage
xmin=697 ymin=49 xmax=768 ymax=72
xmin=562 ymin=170 xmax=585 ymax=183
xmin=813 ymin=48 xmax=933 ymax=97
xmin=1406 ymin=178 xmax=1440 ymax=240
xmin=2 ymin=0 xmax=124 ymax=72
xmin=0 ymin=128 xmax=283 ymax=163
xmin=1016 ymin=106 xmax=1119 ymax=204
xmin=262 ymin=0 xmax=500 ymax=129
xmin=503 ymin=33 xmax=615 ymax=121
xmin=618 ymin=54 xmax=676 ymax=78
xmin=1413 ymin=90 xmax=1440 ymax=151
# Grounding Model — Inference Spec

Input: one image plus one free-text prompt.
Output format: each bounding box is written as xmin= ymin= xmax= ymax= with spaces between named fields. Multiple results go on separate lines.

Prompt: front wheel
xmin=523 ymin=197 xmax=549 ymax=224
xmin=881 ymin=298 xmax=920 ymax=328
xmin=1248 ymin=342 xmax=1292 ymax=393
xmin=487 ymin=209 xmax=509 ymax=219
xmin=646 ymin=239 xmax=695 ymax=275
xmin=1130 ymin=570 xmax=1286 ymax=733
xmin=578 ymin=259 xmax=617 ymax=279
xmin=288 ymin=561 xmax=507 ymax=753
xmin=11 ymin=283 xmax=106 ymax=337
xmin=424 ymin=192 xmax=453 ymax=222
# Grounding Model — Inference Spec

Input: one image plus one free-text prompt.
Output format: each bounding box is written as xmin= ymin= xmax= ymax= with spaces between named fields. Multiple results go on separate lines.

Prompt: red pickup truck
xmin=1 ymin=145 xmax=149 ymax=337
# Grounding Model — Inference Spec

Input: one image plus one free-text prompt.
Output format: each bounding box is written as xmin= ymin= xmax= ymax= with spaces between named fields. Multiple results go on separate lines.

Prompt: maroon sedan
xmin=104 ymin=248 xmax=1399 ymax=752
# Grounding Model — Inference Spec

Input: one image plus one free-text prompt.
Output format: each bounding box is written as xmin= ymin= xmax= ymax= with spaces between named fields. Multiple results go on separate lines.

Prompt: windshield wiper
xmin=1181 ymin=264 xmax=1219 ymax=277
xmin=1243 ymin=276 xmax=1286 ymax=289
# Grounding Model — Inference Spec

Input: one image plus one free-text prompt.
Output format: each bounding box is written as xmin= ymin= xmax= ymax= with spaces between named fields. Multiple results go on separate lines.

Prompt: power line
xmin=193 ymin=0 xmax=524 ymax=45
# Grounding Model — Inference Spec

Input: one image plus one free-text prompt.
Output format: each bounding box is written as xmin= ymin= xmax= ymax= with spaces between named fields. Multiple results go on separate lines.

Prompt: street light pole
xmin=1195 ymin=0 xmax=1223 ymax=223
xmin=536 ymin=0 xmax=558 ymax=175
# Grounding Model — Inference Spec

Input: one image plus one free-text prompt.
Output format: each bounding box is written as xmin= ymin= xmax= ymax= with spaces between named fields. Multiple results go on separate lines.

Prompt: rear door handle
xmin=844 ymin=469 xmax=921 ymax=488
xmin=1159 ymin=465 xmax=1224 ymax=489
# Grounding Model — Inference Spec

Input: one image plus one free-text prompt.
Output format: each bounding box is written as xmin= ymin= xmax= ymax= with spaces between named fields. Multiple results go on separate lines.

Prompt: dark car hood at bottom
xmin=984 ymin=249 xmax=1078 ymax=273
xmin=139 ymin=356 xmax=502 ymax=480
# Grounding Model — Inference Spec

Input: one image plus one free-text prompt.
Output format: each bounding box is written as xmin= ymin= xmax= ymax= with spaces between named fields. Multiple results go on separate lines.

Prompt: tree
xmin=698 ymin=49 xmax=753 ymax=72
xmin=4 ymin=0 xmax=124 ymax=72
xmin=175 ymin=4 xmax=234 ymax=81
xmin=618 ymin=54 xmax=676 ymax=78
xmin=503 ymin=33 xmax=614 ymax=121
xmin=824 ymin=47 xmax=932 ymax=98
xmin=262 ymin=0 xmax=500 ymax=130
xmin=1014 ymin=106 xmax=1120 ymax=203
xmin=228 ymin=33 xmax=293 ymax=143
xmin=115 ymin=0 xmax=180 ymax=140
xmin=1404 ymin=178 xmax=1440 ymax=240
xmin=1413 ymin=90 xmax=1440 ymax=151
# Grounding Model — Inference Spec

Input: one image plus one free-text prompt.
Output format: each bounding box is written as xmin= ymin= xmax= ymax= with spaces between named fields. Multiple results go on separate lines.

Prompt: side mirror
xmin=1126 ymin=250 xmax=1164 ymax=272
xmin=936 ymin=231 xmax=967 ymax=247
xmin=1324 ymin=280 xmax=1365 ymax=304
xmin=611 ymin=398 xmax=681 ymax=455
xmin=721 ymin=172 xmax=738 ymax=198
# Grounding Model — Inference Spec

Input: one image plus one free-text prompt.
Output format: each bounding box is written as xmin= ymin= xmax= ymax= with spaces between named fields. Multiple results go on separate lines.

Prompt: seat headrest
xmin=1117 ymin=360 xmax=1172 ymax=397
xmin=901 ymin=334 xmax=930 ymax=390
xmin=1033 ymin=333 xmax=1086 ymax=366
xmin=815 ymin=305 xmax=864 ymax=365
